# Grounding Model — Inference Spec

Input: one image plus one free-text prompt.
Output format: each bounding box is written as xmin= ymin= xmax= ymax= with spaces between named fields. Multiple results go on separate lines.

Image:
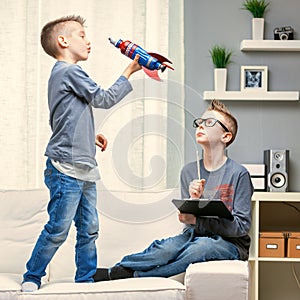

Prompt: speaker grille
xmin=264 ymin=149 xmax=289 ymax=192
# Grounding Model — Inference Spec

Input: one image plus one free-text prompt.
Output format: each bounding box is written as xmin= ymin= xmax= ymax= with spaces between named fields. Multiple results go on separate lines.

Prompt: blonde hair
xmin=41 ymin=15 xmax=86 ymax=58
xmin=207 ymin=99 xmax=238 ymax=147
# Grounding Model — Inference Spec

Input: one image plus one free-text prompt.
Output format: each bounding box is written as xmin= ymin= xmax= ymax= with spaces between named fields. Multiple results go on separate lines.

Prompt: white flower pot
xmin=214 ymin=68 xmax=227 ymax=92
xmin=252 ymin=18 xmax=264 ymax=40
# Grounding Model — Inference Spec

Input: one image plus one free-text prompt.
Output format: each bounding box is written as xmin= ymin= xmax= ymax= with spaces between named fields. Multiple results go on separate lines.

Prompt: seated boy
xmin=94 ymin=99 xmax=253 ymax=281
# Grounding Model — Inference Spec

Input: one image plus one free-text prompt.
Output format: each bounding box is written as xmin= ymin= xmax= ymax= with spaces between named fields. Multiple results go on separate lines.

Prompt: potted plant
xmin=209 ymin=45 xmax=233 ymax=92
xmin=242 ymin=0 xmax=270 ymax=40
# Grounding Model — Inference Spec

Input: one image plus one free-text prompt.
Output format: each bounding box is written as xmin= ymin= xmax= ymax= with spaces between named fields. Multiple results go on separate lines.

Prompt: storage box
xmin=259 ymin=232 xmax=285 ymax=257
xmin=287 ymin=232 xmax=300 ymax=258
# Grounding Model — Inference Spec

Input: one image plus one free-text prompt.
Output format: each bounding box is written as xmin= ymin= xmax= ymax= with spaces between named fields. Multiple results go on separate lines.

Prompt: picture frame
xmin=241 ymin=66 xmax=268 ymax=92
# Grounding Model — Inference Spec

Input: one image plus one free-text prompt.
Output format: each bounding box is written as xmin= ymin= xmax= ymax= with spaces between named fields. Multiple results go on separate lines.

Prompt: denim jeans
xmin=23 ymin=158 xmax=99 ymax=287
xmin=116 ymin=227 xmax=240 ymax=278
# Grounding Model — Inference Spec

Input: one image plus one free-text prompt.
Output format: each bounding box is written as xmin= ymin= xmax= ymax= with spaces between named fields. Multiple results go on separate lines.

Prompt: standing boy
xmin=22 ymin=15 xmax=141 ymax=292
xmin=93 ymin=99 xmax=253 ymax=281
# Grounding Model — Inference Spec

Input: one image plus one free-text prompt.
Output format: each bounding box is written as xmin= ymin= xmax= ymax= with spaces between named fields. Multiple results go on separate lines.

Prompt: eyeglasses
xmin=193 ymin=118 xmax=230 ymax=132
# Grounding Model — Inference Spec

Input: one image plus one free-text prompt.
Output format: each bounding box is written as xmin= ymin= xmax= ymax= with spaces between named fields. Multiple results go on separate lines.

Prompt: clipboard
xmin=172 ymin=199 xmax=234 ymax=221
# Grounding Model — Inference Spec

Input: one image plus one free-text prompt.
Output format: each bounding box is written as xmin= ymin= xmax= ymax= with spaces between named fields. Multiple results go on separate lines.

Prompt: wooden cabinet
xmin=250 ymin=192 xmax=300 ymax=300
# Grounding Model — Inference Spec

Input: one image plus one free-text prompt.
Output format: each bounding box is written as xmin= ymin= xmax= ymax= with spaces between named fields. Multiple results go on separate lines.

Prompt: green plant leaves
xmin=209 ymin=46 xmax=233 ymax=68
xmin=242 ymin=0 xmax=270 ymax=18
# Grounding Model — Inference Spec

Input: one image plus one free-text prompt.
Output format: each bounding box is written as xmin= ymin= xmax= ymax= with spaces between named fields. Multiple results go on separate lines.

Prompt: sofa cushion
xmin=16 ymin=278 xmax=185 ymax=300
xmin=185 ymin=260 xmax=249 ymax=300
xmin=0 ymin=273 xmax=21 ymax=292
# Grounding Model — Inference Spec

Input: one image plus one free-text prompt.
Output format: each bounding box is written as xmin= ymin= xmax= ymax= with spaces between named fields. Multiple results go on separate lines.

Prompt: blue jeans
xmin=116 ymin=227 xmax=239 ymax=277
xmin=23 ymin=159 xmax=99 ymax=287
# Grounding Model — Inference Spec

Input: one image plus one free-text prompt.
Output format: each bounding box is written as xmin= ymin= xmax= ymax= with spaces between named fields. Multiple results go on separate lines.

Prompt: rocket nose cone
xmin=108 ymin=37 xmax=116 ymax=45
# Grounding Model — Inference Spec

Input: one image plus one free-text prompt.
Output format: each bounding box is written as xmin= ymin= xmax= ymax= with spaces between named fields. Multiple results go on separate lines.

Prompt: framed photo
xmin=241 ymin=66 xmax=268 ymax=92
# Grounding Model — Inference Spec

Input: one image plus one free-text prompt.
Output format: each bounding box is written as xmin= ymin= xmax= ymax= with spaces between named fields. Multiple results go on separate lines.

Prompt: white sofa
xmin=0 ymin=189 xmax=250 ymax=300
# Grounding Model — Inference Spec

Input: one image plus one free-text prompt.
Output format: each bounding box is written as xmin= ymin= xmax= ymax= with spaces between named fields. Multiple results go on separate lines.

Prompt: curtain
xmin=0 ymin=0 xmax=184 ymax=192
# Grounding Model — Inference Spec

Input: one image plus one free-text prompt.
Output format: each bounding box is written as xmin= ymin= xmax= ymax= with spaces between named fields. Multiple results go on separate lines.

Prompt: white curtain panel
xmin=0 ymin=0 xmax=184 ymax=191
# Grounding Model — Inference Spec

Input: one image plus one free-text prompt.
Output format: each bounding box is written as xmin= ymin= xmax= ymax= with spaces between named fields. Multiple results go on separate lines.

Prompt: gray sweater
xmin=45 ymin=61 xmax=132 ymax=166
xmin=180 ymin=158 xmax=253 ymax=260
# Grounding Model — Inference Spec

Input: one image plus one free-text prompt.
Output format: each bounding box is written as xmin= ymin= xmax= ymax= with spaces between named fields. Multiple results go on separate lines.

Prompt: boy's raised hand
xmin=122 ymin=54 xmax=142 ymax=79
xmin=189 ymin=179 xmax=206 ymax=199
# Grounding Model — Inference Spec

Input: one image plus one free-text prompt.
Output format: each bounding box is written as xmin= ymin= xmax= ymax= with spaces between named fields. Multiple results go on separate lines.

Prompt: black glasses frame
xmin=193 ymin=118 xmax=230 ymax=133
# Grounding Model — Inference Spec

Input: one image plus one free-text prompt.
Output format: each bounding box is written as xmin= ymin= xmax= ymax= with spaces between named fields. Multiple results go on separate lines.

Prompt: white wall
xmin=184 ymin=0 xmax=300 ymax=191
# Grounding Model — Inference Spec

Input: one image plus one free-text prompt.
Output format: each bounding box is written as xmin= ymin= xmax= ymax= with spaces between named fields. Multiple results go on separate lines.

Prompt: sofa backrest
xmin=0 ymin=189 xmax=49 ymax=279
xmin=50 ymin=187 xmax=183 ymax=281
xmin=0 ymin=188 xmax=183 ymax=283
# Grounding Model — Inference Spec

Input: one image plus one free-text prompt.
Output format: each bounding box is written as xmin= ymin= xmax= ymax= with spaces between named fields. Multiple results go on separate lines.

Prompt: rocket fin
xmin=142 ymin=67 xmax=162 ymax=81
xmin=148 ymin=53 xmax=174 ymax=71
xmin=148 ymin=52 xmax=172 ymax=64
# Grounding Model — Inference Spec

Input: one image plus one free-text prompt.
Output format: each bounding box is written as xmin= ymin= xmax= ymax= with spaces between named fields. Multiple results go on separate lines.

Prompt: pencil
xmin=196 ymin=150 xmax=201 ymax=180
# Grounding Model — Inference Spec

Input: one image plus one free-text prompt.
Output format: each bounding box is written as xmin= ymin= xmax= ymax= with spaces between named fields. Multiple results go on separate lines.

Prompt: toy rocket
xmin=109 ymin=38 xmax=174 ymax=81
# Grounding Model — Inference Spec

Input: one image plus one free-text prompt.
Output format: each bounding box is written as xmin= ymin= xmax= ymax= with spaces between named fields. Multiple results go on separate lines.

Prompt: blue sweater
xmin=45 ymin=61 xmax=132 ymax=166
xmin=180 ymin=158 xmax=253 ymax=260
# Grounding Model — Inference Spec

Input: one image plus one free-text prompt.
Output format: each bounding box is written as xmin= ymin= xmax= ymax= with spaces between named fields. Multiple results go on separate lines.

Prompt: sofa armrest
xmin=184 ymin=260 xmax=250 ymax=300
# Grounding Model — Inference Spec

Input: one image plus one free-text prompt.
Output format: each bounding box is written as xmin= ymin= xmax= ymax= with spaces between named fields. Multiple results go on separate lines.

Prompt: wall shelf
xmin=241 ymin=40 xmax=300 ymax=51
xmin=203 ymin=90 xmax=299 ymax=101
xmin=203 ymin=40 xmax=300 ymax=101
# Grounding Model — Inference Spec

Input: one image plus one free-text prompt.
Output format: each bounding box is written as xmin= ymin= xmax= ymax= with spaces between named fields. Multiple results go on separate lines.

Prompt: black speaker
xmin=264 ymin=150 xmax=289 ymax=192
